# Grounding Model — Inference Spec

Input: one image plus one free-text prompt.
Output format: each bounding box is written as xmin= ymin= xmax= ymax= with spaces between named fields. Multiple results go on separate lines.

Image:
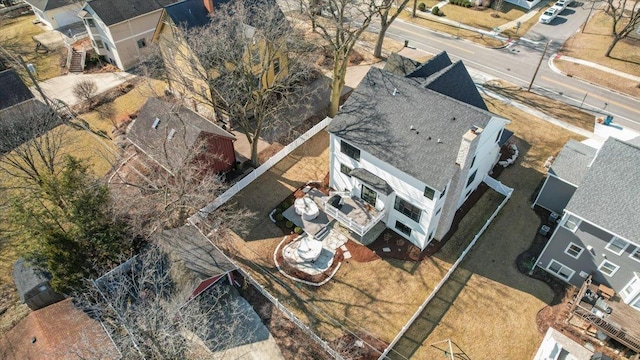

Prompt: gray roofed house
xmin=164 ymin=0 xmax=212 ymax=30
xmin=13 ymin=258 xmax=65 ymax=310
xmin=535 ymin=137 xmax=640 ymax=349
xmin=404 ymin=51 xmax=452 ymax=79
xmin=327 ymin=66 xmax=493 ymax=192
xmin=0 ymin=69 xmax=34 ymax=110
xmin=127 ymin=97 xmax=236 ymax=174
xmin=383 ymin=52 xmax=421 ymax=77
xmin=327 ymin=53 xmax=509 ymax=250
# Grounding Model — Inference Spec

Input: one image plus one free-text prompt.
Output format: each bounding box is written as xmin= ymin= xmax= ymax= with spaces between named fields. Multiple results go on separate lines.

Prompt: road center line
xmin=397 ymin=24 xmax=475 ymax=54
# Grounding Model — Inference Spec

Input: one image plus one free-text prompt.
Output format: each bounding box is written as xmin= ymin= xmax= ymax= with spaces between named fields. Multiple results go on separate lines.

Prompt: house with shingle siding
xmin=326 ymin=52 xmax=510 ymax=250
xmin=535 ymin=137 xmax=640 ymax=310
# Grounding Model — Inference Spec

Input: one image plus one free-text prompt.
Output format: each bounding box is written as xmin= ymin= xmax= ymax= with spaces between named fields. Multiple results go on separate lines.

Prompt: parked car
xmin=552 ymin=0 xmax=568 ymax=12
xmin=539 ymin=8 xmax=558 ymax=24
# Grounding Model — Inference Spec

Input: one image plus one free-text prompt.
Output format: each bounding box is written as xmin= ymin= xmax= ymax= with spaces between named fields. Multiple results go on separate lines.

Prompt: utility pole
xmin=528 ymin=40 xmax=551 ymax=92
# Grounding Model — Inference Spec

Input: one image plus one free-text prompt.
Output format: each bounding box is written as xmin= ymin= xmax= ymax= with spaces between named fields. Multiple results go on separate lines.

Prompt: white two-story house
xmin=78 ymin=0 xmax=176 ymax=70
xmin=326 ymin=52 xmax=510 ymax=250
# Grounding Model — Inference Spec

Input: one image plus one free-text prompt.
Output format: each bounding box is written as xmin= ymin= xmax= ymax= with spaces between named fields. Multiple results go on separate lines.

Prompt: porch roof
xmin=349 ymin=168 xmax=393 ymax=195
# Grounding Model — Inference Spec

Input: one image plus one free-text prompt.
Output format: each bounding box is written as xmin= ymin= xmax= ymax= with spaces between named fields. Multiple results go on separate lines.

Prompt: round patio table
xmin=294 ymin=196 xmax=319 ymax=220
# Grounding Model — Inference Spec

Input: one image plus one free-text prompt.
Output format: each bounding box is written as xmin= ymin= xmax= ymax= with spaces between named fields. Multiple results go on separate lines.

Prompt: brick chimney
xmin=203 ymin=0 xmax=214 ymax=14
xmin=456 ymin=127 xmax=482 ymax=168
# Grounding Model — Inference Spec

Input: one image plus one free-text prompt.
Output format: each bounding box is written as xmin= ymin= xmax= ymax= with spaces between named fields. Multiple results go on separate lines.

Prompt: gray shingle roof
xmin=566 ymin=138 xmax=640 ymax=242
xmin=383 ymin=53 xmax=421 ymax=77
xmin=157 ymin=225 xmax=236 ymax=280
xmin=420 ymin=61 xmax=488 ymax=111
xmin=406 ymin=51 xmax=452 ymax=79
xmin=24 ymin=0 xmax=76 ymax=12
xmin=13 ymin=258 xmax=49 ymax=302
xmin=327 ymin=67 xmax=498 ymax=191
xmin=549 ymin=139 xmax=597 ymax=186
xmin=87 ymin=0 xmax=176 ymax=26
xmin=0 ymin=69 xmax=34 ymax=110
xmin=165 ymin=0 xmax=211 ymax=30
xmin=349 ymin=168 xmax=392 ymax=195
xmin=127 ymin=97 xmax=234 ymax=173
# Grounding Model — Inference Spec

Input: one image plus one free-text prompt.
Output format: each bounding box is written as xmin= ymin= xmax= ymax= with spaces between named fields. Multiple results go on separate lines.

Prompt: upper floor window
xmin=466 ymin=169 xmax=477 ymax=187
xmin=94 ymin=39 xmax=104 ymax=49
xmin=424 ymin=186 xmax=435 ymax=200
xmin=361 ymin=185 xmax=376 ymax=206
xmin=273 ymin=58 xmax=281 ymax=75
xmin=394 ymin=197 xmax=421 ymax=222
xmin=86 ymin=18 xmax=95 ymax=27
xmin=470 ymin=155 xmax=476 ymax=169
xmin=137 ymin=38 xmax=147 ymax=49
xmin=564 ymin=242 xmax=584 ymax=259
xmin=440 ymin=185 xmax=447 ymax=198
xmin=630 ymin=247 xmax=640 ymax=263
xmin=495 ymin=130 xmax=502 ymax=143
xmin=339 ymin=163 xmax=352 ymax=176
xmin=606 ymin=237 xmax=629 ymax=256
xmin=340 ymin=140 xmax=360 ymax=161
xmin=598 ymin=260 xmax=620 ymax=277
xmin=562 ymin=214 xmax=580 ymax=232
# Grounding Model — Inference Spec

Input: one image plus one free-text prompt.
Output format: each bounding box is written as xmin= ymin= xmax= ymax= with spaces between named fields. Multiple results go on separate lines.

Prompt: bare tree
xmin=153 ymin=0 xmax=317 ymax=167
xmin=603 ymin=0 xmax=640 ymax=57
xmin=493 ymin=0 xmax=505 ymax=17
xmin=301 ymin=0 xmax=380 ymax=116
xmin=78 ymin=245 xmax=262 ymax=359
xmin=72 ymin=79 xmax=98 ymax=109
xmin=374 ymin=0 xmax=412 ymax=58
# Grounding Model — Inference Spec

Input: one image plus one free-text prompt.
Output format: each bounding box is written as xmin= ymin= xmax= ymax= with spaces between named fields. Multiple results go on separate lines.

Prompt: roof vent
xmin=410 ymin=125 xmax=415 ymax=130
xmin=168 ymin=128 xmax=177 ymax=140
xmin=151 ymin=117 xmax=160 ymax=129
xmin=392 ymin=88 xmax=398 ymax=96
xmin=437 ymin=138 xmax=442 ymax=143
xmin=451 ymin=117 xmax=456 ymax=121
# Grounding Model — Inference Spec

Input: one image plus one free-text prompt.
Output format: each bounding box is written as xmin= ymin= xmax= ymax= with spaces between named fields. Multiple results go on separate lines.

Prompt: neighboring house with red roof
xmin=0 ymin=298 xmax=119 ymax=359
xmin=127 ymin=97 xmax=236 ymax=175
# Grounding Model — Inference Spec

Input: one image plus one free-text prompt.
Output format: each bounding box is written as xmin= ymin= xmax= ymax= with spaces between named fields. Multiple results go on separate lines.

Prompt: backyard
xmin=0 ymin=15 xmax=65 ymax=80
xmin=556 ymin=11 xmax=640 ymax=98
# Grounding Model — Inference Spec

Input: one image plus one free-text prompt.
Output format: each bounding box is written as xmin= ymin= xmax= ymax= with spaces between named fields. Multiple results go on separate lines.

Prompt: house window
xmin=394 ymin=197 xmax=421 ymax=222
xmin=86 ymin=18 xmax=95 ymax=27
xmin=424 ymin=186 xmax=435 ymax=200
xmin=466 ymin=170 xmax=477 ymax=187
xmin=104 ymin=42 xmax=109 ymax=51
xmin=606 ymin=237 xmax=628 ymax=255
xmin=598 ymin=260 xmax=620 ymax=277
xmin=339 ymin=163 xmax=352 ymax=176
xmin=252 ymin=47 xmax=260 ymax=64
xmin=440 ymin=185 xmax=447 ymax=198
xmin=564 ymin=242 xmax=584 ymax=259
xmin=435 ymin=207 xmax=441 ymax=216
xmin=361 ymin=185 xmax=377 ymax=206
xmin=630 ymin=247 xmax=640 ymax=263
xmin=465 ymin=188 xmax=473 ymax=199
xmin=562 ymin=214 xmax=581 ymax=232
xmin=470 ymin=155 xmax=476 ymax=169
xmin=137 ymin=38 xmax=147 ymax=48
xmin=395 ymin=220 xmax=411 ymax=236
xmin=547 ymin=260 xmax=574 ymax=281
xmin=495 ymin=130 xmax=502 ymax=143
xmin=340 ymin=141 xmax=360 ymax=161
xmin=94 ymin=39 xmax=104 ymax=49
xmin=273 ymin=58 xmax=281 ymax=75
xmin=253 ymin=75 xmax=261 ymax=89
xmin=428 ymin=231 xmax=434 ymax=240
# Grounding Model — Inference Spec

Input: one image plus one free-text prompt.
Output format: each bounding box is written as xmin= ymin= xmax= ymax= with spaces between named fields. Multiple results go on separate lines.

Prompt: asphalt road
xmin=373 ymin=4 xmax=640 ymax=131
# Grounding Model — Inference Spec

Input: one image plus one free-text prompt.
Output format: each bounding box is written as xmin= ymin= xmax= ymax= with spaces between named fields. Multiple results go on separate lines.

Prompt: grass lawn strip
xmin=553 ymin=59 xmax=640 ymax=99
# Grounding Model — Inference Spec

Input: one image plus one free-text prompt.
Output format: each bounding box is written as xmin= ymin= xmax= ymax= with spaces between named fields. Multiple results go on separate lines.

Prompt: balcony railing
xmin=324 ymin=202 xmax=385 ymax=236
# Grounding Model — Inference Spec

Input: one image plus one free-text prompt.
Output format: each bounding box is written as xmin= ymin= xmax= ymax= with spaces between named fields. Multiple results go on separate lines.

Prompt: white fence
xmin=192 ymin=116 xmax=332 ymax=220
xmin=377 ymin=180 xmax=513 ymax=360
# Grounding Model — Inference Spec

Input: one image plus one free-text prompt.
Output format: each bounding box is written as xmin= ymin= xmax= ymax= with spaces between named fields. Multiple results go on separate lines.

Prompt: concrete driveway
xmin=37 ymin=72 xmax=136 ymax=106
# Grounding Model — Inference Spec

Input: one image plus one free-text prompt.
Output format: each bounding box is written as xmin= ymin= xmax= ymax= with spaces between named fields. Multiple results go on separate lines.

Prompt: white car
xmin=539 ymin=8 xmax=558 ymax=24
xmin=552 ymin=0 xmax=568 ymax=12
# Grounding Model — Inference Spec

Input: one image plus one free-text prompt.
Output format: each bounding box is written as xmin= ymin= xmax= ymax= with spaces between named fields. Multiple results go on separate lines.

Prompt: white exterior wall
xmin=455 ymin=117 xmax=505 ymax=209
xmin=329 ymin=133 xmax=444 ymax=249
xmin=31 ymin=3 xmax=82 ymax=30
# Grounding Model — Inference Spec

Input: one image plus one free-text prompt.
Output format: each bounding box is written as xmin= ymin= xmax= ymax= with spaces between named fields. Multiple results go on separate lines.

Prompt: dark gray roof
xmin=0 ymin=69 xmax=34 ymax=110
xmin=24 ymin=0 xmax=77 ymax=11
xmin=420 ymin=61 xmax=488 ymax=111
xmin=406 ymin=51 xmax=452 ymax=79
xmin=566 ymin=138 xmax=640 ymax=242
xmin=549 ymin=140 xmax=597 ymax=186
xmin=327 ymin=67 xmax=499 ymax=191
xmin=13 ymin=258 xmax=49 ymax=302
xmin=165 ymin=0 xmax=211 ymax=30
xmin=127 ymin=97 xmax=235 ymax=173
xmin=383 ymin=53 xmax=421 ymax=77
xmin=157 ymin=225 xmax=236 ymax=280
xmin=87 ymin=0 xmax=176 ymax=26
xmin=349 ymin=168 xmax=392 ymax=195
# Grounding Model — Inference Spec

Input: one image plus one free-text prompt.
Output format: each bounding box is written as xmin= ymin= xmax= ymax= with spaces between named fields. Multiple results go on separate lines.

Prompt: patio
xmin=278 ymin=227 xmax=349 ymax=277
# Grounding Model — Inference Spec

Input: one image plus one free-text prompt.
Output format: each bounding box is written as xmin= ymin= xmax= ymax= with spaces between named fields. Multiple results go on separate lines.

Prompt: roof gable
xmin=0 ymin=69 xmax=34 ymax=110
xmin=421 ymin=61 xmax=488 ymax=110
xmin=405 ymin=51 xmax=453 ymax=78
xmin=88 ymin=0 xmax=177 ymax=26
xmin=327 ymin=67 xmax=499 ymax=191
xmin=548 ymin=140 xmax=597 ymax=185
xmin=127 ymin=98 xmax=235 ymax=173
xmin=566 ymin=138 xmax=640 ymax=242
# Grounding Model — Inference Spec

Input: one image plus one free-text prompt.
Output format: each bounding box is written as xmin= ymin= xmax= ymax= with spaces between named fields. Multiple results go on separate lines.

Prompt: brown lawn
xmin=557 ymin=11 xmax=640 ymax=97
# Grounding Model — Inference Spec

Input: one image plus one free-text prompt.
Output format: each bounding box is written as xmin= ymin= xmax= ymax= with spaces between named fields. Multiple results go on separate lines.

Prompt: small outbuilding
xmin=13 ymin=258 xmax=65 ymax=310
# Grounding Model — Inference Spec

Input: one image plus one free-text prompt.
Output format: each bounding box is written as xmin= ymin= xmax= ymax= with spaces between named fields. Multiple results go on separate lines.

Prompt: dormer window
xmin=340 ymin=140 xmax=360 ymax=161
